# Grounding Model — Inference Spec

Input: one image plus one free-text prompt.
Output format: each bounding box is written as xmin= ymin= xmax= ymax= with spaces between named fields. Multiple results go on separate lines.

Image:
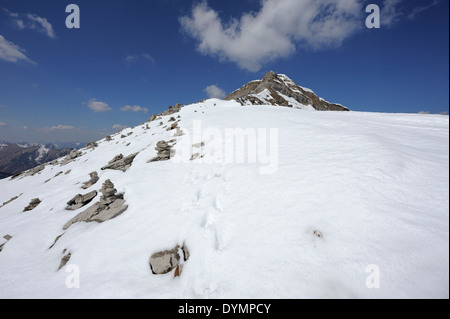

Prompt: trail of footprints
xmin=183 ymin=166 xmax=231 ymax=252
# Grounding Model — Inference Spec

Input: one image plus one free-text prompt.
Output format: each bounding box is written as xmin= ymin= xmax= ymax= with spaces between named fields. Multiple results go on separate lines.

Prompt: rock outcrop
xmin=66 ymin=190 xmax=98 ymax=211
xmin=23 ymin=198 xmax=41 ymax=212
xmin=101 ymin=153 xmax=138 ymax=172
xmin=0 ymin=194 xmax=22 ymax=209
xmin=63 ymin=180 xmax=128 ymax=230
xmin=60 ymin=150 xmax=83 ymax=166
xmin=225 ymin=71 xmax=349 ymax=111
xmin=148 ymin=103 xmax=184 ymax=122
xmin=150 ymin=243 xmax=190 ymax=276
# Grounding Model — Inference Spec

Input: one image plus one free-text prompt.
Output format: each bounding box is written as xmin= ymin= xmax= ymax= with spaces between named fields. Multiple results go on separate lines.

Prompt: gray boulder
xmin=81 ymin=171 xmax=99 ymax=189
xmin=101 ymin=153 xmax=138 ymax=172
xmin=66 ymin=190 xmax=98 ymax=211
xmin=148 ymin=140 xmax=176 ymax=163
xmin=150 ymin=243 xmax=190 ymax=275
xmin=63 ymin=180 xmax=128 ymax=230
xmin=60 ymin=150 xmax=82 ymax=166
xmin=23 ymin=198 xmax=41 ymax=212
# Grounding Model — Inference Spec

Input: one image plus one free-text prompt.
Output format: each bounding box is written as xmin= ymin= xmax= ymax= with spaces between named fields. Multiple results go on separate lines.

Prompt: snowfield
xmin=0 ymin=99 xmax=448 ymax=299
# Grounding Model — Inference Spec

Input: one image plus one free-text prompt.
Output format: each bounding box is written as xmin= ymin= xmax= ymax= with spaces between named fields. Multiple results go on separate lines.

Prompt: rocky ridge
xmin=225 ymin=71 xmax=349 ymax=111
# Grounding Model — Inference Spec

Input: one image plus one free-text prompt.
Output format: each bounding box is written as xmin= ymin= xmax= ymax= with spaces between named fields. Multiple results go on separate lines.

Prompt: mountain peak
xmin=225 ymin=71 xmax=349 ymax=111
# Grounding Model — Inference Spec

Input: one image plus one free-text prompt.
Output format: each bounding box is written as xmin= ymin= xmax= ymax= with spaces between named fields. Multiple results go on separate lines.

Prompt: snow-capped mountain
xmin=0 ymin=142 xmax=74 ymax=179
xmin=226 ymin=71 xmax=349 ymax=111
xmin=0 ymin=74 xmax=448 ymax=299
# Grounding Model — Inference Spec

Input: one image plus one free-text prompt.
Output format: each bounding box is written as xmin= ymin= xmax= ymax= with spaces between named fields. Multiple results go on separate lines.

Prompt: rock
xmin=81 ymin=171 xmax=99 ymax=189
xmin=0 ymin=194 xmax=22 ymax=208
xmin=0 ymin=234 xmax=12 ymax=253
xmin=105 ymin=135 xmax=112 ymax=141
xmin=190 ymin=153 xmax=200 ymax=161
xmin=168 ymin=117 xmax=176 ymax=122
xmin=23 ymin=164 xmax=45 ymax=177
xmin=66 ymin=190 xmax=98 ymax=211
xmin=58 ymin=250 xmax=71 ymax=270
xmin=166 ymin=122 xmax=178 ymax=131
xmin=65 ymin=170 xmax=72 ymax=175
xmin=150 ymin=243 xmax=190 ymax=275
xmin=60 ymin=150 xmax=83 ymax=166
xmin=63 ymin=180 xmax=128 ymax=230
xmin=313 ymin=230 xmax=323 ymax=239
xmin=225 ymin=71 xmax=349 ymax=111
xmin=85 ymin=141 xmax=98 ymax=149
xmin=101 ymin=153 xmax=139 ymax=172
xmin=49 ymin=233 xmax=64 ymax=249
xmin=148 ymin=140 xmax=176 ymax=163
xmin=23 ymin=198 xmax=41 ymax=212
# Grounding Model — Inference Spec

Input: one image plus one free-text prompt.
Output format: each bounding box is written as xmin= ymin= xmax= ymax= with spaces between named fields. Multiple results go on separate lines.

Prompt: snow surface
xmin=0 ymin=99 xmax=448 ymax=299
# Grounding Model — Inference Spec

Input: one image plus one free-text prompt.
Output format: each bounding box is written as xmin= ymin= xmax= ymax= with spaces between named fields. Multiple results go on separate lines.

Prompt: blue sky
xmin=0 ymin=0 xmax=448 ymax=143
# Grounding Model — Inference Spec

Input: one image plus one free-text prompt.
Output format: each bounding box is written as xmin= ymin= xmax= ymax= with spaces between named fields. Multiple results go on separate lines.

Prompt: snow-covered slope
xmin=0 ymin=99 xmax=448 ymax=298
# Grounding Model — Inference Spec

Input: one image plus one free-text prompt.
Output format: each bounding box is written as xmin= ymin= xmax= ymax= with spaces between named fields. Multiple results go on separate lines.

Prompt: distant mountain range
xmin=0 ymin=141 xmax=84 ymax=179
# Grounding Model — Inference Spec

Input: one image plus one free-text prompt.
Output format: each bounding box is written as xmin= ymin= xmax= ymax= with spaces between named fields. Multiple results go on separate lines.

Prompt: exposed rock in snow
xmin=166 ymin=122 xmax=179 ymax=131
xmin=66 ymin=190 xmax=98 ymax=211
xmin=23 ymin=198 xmax=41 ymax=212
xmin=58 ymin=250 xmax=71 ymax=270
xmin=150 ymin=243 xmax=190 ymax=275
xmin=81 ymin=171 xmax=99 ymax=189
xmin=85 ymin=142 xmax=98 ymax=150
xmin=148 ymin=104 xmax=184 ymax=122
xmin=226 ymin=71 xmax=349 ymax=111
xmin=0 ymin=235 xmax=12 ymax=252
xmin=60 ymin=150 xmax=83 ymax=166
xmin=101 ymin=153 xmax=138 ymax=172
xmin=0 ymin=194 xmax=22 ymax=209
xmin=63 ymin=180 xmax=128 ymax=230
xmin=148 ymin=140 xmax=176 ymax=163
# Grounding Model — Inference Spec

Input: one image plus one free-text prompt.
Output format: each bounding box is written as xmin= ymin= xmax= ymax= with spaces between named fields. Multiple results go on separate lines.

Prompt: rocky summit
xmin=225 ymin=71 xmax=349 ymax=111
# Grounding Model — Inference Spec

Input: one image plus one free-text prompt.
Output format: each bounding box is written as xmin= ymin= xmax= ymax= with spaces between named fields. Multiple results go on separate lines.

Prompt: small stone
xmin=23 ymin=198 xmax=41 ymax=212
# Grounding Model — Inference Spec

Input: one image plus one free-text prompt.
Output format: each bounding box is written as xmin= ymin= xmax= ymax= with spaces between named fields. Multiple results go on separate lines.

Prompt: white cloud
xmin=125 ymin=53 xmax=155 ymax=64
xmin=381 ymin=0 xmax=440 ymax=27
xmin=205 ymin=84 xmax=227 ymax=99
xmin=0 ymin=35 xmax=35 ymax=64
xmin=180 ymin=0 xmax=363 ymax=71
xmin=0 ymin=121 xmax=6 ymax=127
xmin=3 ymin=8 xmax=56 ymax=38
xmin=87 ymin=99 xmax=112 ymax=113
xmin=112 ymin=124 xmax=127 ymax=131
xmin=180 ymin=0 xmax=441 ymax=71
xmin=26 ymin=13 xmax=56 ymax=39
xmin=120 ymin=105 xmax=149 ymax=113
xmin=50 ymin=124 xmax=75 ymax=130
xmin=38 ymin=124 xmax=76 ymax=133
